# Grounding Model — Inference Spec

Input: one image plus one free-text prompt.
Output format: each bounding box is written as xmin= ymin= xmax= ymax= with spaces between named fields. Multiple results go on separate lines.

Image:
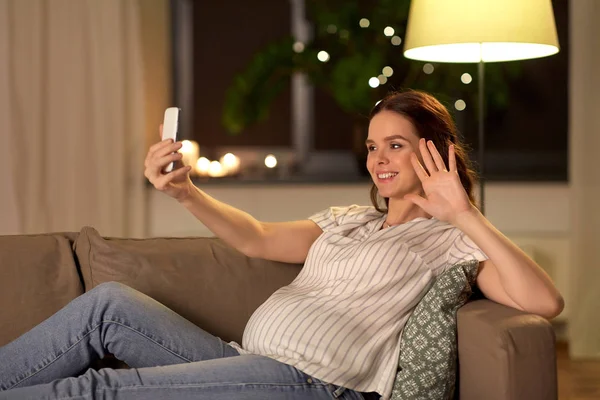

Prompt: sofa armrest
xmin=0 ymin=232 xmax=83 ymax=347
xmin=456 ymin=299 xmax=557 ymax=400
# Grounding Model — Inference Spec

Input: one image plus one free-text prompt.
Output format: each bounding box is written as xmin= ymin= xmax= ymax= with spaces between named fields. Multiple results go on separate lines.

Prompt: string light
xmin=265 ymin=155 xmax=277 ymax=168
xmin=317 ymin=51 xmax=330 ymax=62
xmin=369 ymin=77 xmax=380 ymax=88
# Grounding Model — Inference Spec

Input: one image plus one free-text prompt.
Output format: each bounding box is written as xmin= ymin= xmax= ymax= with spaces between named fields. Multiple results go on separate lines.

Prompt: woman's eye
xmin=367 ymin=145 xmax=376 ymax=152
xmin=391 ymin=143 xmax=402 ymax=149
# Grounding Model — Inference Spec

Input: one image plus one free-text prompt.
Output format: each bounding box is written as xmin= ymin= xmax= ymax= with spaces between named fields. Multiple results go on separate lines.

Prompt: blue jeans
xmin=0 ymin=282 xmax=367 ymax=400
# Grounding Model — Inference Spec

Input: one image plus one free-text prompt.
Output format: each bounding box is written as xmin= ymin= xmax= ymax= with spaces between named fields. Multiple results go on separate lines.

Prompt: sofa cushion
xmin=0 ymin=232 xmax=83 ymax=347
xmin=391 ymin=259 xmax=479 ymax=400
xmin=73 ymin=226 xmax=303 ymax=344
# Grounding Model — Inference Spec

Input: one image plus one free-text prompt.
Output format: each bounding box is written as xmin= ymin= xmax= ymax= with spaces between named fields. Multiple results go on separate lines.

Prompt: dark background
xmin=180 ymin=0 xmax=568 ymax=181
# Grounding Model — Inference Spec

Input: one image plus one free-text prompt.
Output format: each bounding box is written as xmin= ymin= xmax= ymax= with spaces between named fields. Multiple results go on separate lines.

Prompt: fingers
xmin=145 ymin=123 xmax=187 ymax=182
xmin=160 ymin=152 xmax=184 ymax=170
xmin=148 ymin=138 xmax=180 ymax=156
xmin=172 ymin=158 xmax=185 ymax=169
xmin=151 ymin=124 xmax=176 ymax=157
xmin=427 ymin=140 xmax=448 ymax=171
xmin=149 ymin=124 xmax=170 ymax=162
xmin=448 ymin=144 xmax=457 ymax=172
xmin=153 ymin=165 xmax=192 ymax=191
xmin=419 ymin=138 xmax=437 ymax=173
xmin=419 ymin=138 xmax=451 ymax=174
xmin=144 ymin=151 xmax=183 ymax=181
xmin=145 ymin=141 xmax=182 ymax=170
xmin=410 ymin=152 xmax=429 ymax=182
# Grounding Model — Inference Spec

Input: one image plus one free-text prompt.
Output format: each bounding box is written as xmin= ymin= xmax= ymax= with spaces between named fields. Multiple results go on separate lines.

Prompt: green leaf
xmin=221 ymin=0 xmax=521 ymax=136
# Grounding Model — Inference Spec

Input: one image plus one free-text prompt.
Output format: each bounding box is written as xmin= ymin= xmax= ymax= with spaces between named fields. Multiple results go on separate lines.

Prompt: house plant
xmin=221 ymin=0 xmax=520 ymax=173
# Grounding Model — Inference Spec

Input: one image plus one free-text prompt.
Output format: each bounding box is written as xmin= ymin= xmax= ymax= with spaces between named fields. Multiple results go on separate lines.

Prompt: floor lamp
xmin=403 ymin=0 xmax=560 ymax=215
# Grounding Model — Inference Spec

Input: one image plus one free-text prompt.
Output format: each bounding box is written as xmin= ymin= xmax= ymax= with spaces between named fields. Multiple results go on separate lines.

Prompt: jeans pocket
xmin=291 ymin=368 xmax=366 ymax=399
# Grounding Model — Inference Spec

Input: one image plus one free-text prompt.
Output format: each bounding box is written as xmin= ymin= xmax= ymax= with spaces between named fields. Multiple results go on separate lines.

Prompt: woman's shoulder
xmin=309 ymin=204 xmax=382 ymax=229
xmin=334 ymin=204 xmax=380 ymax=216
xmin=330 ymin=204 xmax=382 ymax=221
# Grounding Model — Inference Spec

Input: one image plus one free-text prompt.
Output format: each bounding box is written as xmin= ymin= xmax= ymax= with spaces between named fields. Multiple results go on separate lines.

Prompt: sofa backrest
xmin=73 ymin=227 xmax=303 ymax=344
xmin=0 ymin=232 xmax=83 ymax=346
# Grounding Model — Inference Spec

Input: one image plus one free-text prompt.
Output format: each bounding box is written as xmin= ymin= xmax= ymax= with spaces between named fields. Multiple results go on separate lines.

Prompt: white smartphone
xmin=161 ymin=107 xmax=180 ymax=173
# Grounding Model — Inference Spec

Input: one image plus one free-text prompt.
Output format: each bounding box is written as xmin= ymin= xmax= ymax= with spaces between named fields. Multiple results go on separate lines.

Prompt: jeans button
xmin=307 ymin=378 xmax=313 ymax=384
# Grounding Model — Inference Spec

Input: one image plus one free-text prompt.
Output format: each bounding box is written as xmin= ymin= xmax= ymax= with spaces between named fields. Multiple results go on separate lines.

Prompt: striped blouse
xmin=229 ymin=205 xmax=488 ymax=399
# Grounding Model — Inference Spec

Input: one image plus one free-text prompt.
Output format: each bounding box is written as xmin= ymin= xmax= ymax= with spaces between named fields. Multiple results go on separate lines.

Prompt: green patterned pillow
xmin=391 ymin=259 xmax=480 ymax=400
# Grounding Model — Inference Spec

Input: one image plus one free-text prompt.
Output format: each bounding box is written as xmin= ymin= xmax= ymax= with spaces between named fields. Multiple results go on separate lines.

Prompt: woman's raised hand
xmin=404 ymin=138 xmax=475 ymax=224
xmin=144 ymin=124 xmax=194 ymax=201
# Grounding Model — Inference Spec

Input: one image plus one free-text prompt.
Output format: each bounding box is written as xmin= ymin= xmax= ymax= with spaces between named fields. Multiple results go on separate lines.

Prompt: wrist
xmin=176 ymin=183 xmax=198 ymax=204
xmin=451 ymin=204 xmax=482 ymax=229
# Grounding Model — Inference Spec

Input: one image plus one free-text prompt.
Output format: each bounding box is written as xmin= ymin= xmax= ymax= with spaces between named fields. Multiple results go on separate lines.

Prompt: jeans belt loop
xmin=333 ymin=386 xmax=347 ymax=398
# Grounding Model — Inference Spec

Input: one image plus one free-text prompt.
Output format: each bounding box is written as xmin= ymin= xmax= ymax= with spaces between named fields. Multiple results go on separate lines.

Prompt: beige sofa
xmin=0 ymin=226 xmax=558 ymax=399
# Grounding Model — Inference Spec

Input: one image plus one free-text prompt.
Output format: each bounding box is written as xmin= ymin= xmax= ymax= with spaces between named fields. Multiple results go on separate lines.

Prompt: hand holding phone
xmin=161 ymin=107 xmax=180 ymax=172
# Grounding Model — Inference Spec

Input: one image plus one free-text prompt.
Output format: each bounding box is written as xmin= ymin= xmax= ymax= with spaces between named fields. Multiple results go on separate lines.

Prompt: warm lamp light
xmin=264 ymin=155 xmax=278 ymax=169
xmin=194 ymin=157 xmax=210 ymax=176
xmin=403 ymin=0 xmax=559 ymax=214
xmin=403 ymin=0 xmax=559 ymax=63
xmin=220 ymin=153 xmax=241 ymax=175
xmin=179 ymin=140 xmax=199 ymax=167
xmin=208 ymin=161 xmax=226 ymax=178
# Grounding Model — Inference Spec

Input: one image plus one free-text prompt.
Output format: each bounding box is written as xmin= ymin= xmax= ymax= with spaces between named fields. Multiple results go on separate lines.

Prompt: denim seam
xmin=115 ymin=383 xmax=329 ymax=389
xmin=6 ymin=319 xmax=194 ymax=390
xmin=112 ymin=382 xmax=328 ymax=390
xmin=60 ymin=382 xmax=330 ymax=399
xmin=47 ymin=383 xmax=332 ymax=400
xmin=99 ymin=319 xmax=196 ymax=363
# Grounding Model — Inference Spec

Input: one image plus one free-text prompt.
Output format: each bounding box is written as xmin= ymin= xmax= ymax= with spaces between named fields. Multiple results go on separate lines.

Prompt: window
xmin=172 ymin=0 xmax=292 ymax=148
xmin=172 ymin=0 xmax=568 ymax=181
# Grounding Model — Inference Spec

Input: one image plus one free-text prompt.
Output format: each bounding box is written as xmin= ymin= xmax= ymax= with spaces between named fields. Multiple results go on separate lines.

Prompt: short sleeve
xmin=446 ymin=231 xmax=489 ymax=265
xmin=308 ymin=205 xmax=371 ymax=232
xmin=428 ymin=230 xmax=489 ymax=277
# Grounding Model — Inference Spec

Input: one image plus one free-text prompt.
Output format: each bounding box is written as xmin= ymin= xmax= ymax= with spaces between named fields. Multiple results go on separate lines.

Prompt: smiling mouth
xmin=377 ymin=172 xmax=398 ymax=181
xmin=376 ymin=172 xmax=398 ymax=182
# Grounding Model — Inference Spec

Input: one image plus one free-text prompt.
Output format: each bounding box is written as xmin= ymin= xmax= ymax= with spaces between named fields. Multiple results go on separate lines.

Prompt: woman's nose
xmin=377 ymin=152 xmax=389 ymax=163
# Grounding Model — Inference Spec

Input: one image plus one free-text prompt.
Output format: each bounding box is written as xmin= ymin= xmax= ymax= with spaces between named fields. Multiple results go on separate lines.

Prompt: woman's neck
xmin=384 ymin=198 xmax=430 ymax=226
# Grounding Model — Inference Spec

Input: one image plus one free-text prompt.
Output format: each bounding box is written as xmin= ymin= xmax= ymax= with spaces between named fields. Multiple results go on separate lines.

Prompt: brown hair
xmin=369 ymin=90 xmax=479 ymax=213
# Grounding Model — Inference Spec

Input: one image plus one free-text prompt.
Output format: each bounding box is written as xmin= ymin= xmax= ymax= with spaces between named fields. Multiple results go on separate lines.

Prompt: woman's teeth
xmin=378 ymin=172 xmax=398 ymax=179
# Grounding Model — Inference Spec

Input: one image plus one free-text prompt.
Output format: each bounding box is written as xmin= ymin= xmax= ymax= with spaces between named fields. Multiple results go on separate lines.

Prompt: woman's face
xmin=366 ymin=111 xmax=424 ymax=200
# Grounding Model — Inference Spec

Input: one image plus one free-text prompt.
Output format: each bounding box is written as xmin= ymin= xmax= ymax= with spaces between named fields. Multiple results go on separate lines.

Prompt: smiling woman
xmin=367 ymin=90 xmax=478 ymax=214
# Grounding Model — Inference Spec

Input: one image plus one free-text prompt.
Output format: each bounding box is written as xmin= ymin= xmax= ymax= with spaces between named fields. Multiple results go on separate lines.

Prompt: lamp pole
xmin=478 ymin=60 xmax=485 ymax=215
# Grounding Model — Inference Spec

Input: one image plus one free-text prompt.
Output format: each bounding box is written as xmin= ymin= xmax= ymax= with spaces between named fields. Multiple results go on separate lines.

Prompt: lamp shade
xmin=403 ymin=0 xmax=560 ymax=63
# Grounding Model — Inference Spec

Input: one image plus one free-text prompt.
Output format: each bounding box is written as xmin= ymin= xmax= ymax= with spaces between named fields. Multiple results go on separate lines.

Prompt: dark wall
xmin=191 ymin=0 xmax=291 ymax=147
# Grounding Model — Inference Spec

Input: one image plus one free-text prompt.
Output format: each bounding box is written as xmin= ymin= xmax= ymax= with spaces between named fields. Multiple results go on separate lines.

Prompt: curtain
xmin=569 ymin=0 xmax=600 ymax=358
xmin=0 ymin=0 xmax=146 ymax=237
